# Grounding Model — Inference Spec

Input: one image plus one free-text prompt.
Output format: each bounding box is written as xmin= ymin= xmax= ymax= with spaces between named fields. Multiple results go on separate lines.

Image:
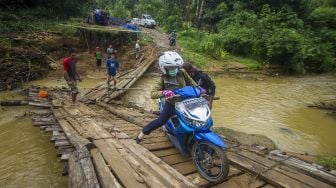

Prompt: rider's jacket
xmin=151 ymin=68 xmax=197 ymax=104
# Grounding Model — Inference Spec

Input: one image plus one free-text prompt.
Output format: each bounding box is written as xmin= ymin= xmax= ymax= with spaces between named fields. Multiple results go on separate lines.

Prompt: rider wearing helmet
xmin=169 ymin=30 xmax=176 ymax=46
xmin=136 ymin=51 xmax=198 ymax=143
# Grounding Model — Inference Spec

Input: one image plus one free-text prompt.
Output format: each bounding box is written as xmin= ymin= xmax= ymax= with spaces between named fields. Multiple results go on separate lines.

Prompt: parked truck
xmin=140 ymin=14 xmax=156 ymax=29
xmin=86 ymin=9 xmax=109 ymax=25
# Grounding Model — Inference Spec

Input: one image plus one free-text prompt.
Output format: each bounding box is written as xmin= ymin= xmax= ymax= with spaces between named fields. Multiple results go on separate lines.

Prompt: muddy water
xmin=125 ymin=75 xmax=336 ymax=155
xmin=0 ymin=75 xmax=105 ymax=187
xmin=0 ymin=91 xmax=67 ymax=187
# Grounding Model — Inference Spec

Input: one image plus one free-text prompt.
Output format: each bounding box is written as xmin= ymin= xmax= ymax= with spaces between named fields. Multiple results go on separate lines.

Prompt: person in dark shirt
xmin=63 ymin=48 xmax=82 ymax=105
xmin=106 ymin=52 xmax=119 ymax=92
xmin=182 ymin=62 xmax=216 ymax=109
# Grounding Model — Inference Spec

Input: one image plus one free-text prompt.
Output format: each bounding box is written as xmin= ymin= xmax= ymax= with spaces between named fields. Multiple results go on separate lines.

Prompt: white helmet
xmin=158 ymin=51 xmax=184 ymax=74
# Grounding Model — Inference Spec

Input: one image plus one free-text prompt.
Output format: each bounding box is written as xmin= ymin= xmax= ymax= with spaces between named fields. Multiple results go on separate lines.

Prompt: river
xmin=0 ymin=73 xmax=335 ymax=187
xmin=0 ymin=91 xmax=66 ymax=187
xmin=0 ymin=76 xmax=105 ymax=187
xmin=124 ymin=74 xmax=336 ymax=155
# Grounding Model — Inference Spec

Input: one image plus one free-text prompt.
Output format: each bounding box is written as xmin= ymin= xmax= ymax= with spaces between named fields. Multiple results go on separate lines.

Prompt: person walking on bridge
xmin=106 ymin=52 xmax=119 ymax=92
xmin=63 ymin=48 xmax=82 ymax=106
xmin=106 ymin=44 xmax=114 ymax=59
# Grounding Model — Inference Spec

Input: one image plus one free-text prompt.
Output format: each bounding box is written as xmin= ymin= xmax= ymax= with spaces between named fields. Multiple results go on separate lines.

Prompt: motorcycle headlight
xmin=185 ymin=117 xmax=207 ymax=128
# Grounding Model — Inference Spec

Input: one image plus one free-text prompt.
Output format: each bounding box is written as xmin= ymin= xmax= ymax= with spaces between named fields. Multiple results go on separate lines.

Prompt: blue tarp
xmin=122 ymin=24 xmax=139 ymax=31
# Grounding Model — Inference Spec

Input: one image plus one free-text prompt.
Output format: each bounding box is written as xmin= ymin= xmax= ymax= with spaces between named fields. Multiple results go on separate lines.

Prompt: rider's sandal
xmin=135 ymin=136 xmax=142 ymax=144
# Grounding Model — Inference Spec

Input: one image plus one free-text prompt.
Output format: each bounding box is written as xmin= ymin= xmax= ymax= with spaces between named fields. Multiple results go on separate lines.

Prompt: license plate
xmin=182 ymin=98 xmax=208 ymax=109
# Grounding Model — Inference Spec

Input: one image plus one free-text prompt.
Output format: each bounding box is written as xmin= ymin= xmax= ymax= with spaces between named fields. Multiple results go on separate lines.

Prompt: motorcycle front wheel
xmin=191 ymin=142 xmax=229 ymax=184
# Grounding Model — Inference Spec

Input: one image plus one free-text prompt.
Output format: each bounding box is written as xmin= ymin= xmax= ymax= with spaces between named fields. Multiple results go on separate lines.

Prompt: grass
xmin=222 ymin=54 xmax=263 ymax=70
xmin=178 ymin=35 xmax=223 ymax=68
xmin=177 ymin=29 xmax=262 ymax=70
xmin=317 ymin=156 xmax=336 ymax=170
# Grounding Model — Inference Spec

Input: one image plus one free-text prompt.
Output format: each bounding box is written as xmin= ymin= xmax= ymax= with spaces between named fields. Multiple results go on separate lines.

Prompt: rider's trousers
xmin=142 ymin=102 xmax=175 ymax=135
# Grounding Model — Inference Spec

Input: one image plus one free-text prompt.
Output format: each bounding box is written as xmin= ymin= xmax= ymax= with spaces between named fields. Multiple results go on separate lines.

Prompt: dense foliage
xmin=1 ymin=0 xmax=335 ymax=73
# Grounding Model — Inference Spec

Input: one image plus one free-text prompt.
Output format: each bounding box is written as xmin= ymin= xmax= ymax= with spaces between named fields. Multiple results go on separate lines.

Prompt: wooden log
xmin=55 ymin=140 xmax=71 ymax=147
xmin=68 ymin=152 xmax=86 ymax=188
xmin=90 ymin=148 xmax=122 ymax=188
xmin=54 ymin=116 xmax=99 ymax=187
xmin=45 ymin=127 xmax=63 ymax=132
xmin=55 ymin=113 xmax=92 ymax=149
xmin=98 ymin=102 xmax=150 ymax=127
xmin=39 ymin=125 xmax=50 ymax=130
xmin=0 ymin=100 xmax=28 ymax=106
xmin=28 ymin=101 xmax=51 ymax=108
xmin=68 ymin=152 xmax=91 ymax=188
xmin=57 ymin=148 xmax=74 ymax=157
xmin=32 ymin=117 xmax=55 ymax=122
xmin=33 ymin=121 xmax=56 ymax=126
xmin=29 ymin=44 xmax=58 ymax=64
xmin=51 ymin=135 xmax=68 ymax=142
xmin=61 ymin=153 xmax=70 ymax=162
xmin=62 ymin=162 xmax=69 ymax=176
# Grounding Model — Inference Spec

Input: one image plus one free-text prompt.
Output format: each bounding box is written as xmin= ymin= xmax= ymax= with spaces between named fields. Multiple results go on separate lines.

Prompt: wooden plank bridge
xmin=21 ymin=47 xmax=336 ymax=188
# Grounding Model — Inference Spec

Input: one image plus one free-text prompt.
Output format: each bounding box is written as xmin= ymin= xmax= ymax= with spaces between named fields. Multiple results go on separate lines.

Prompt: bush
xmin=311 ymin=7 xmax=336 ymax=28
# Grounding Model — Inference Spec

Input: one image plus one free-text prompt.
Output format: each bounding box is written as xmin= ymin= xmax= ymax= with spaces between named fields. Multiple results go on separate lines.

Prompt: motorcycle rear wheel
xmin=191 ymin=142 xmax=229 ymax=184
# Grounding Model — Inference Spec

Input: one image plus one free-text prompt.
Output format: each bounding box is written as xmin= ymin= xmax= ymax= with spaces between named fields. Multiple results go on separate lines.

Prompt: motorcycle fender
xmin=194 ymin=132 xmax=225 ymax=148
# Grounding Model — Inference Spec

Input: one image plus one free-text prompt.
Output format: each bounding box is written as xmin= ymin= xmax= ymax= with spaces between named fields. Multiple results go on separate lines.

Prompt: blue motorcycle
xmin=160 ymin=86 xmax=229 ymax=183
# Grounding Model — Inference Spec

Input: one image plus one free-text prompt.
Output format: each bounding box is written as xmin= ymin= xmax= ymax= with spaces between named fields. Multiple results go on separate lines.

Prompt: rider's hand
xmin=162 ymin=90 xmax=174 ymax=98
xmin=200 ymin=87 xmax=206 ymax=95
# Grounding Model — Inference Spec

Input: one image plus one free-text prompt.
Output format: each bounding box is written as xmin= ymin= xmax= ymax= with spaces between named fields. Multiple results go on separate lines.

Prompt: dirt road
xmin=142 ymin=28 xmax=179 ymax=52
